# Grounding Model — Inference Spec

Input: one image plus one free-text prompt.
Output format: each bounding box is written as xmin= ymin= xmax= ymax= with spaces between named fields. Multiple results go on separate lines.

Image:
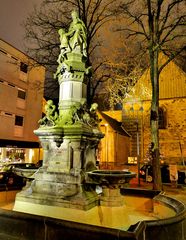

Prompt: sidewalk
xmin=129 ymin=177 xmax=186 ymax=204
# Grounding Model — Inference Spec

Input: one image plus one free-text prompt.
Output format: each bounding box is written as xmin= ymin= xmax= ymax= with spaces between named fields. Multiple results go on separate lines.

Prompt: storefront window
xmin=0 ymin=148 xmax=25 ymax=162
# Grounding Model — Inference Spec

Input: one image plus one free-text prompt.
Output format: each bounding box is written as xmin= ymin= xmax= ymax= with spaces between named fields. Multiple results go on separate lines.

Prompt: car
xmin=0 ymin=162 xmax=37 ymax=188
xmin=139 ymin=164 xmax=186 ymax=184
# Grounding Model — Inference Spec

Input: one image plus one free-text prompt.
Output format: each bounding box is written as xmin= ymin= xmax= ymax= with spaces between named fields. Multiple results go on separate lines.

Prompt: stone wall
xmin=104 ymin=97 xmax=186 ymax=164
xmin=142 ymin=98 xmax=186 ymax=163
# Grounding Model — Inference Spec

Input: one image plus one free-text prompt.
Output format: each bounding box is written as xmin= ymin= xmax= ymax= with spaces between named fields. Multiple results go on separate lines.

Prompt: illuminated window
xmin=128 ymin=157 xmax=137 ymax=164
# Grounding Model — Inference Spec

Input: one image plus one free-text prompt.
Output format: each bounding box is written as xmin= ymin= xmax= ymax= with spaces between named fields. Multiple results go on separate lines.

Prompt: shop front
xmin=0 ymin=139 xmax=42 ymax=164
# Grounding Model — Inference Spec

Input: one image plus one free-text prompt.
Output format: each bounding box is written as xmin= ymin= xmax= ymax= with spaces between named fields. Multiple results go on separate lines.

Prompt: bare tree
xmin=118 ymin=0 xmax=186 ymax=190
xmin=23 ymin=0 xmax=119 ymax=104
xmin=105 ymin=39 xmax=145 ymax=109
xmin=107 ymin=65 xmax=142 ymax=109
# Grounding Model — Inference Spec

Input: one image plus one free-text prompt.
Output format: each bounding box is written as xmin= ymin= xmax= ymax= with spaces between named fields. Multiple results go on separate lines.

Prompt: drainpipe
xmin=105 ymin=124 xmax=108 ymax=169
xmin=136 ymin=121 xmax=140 ymax=186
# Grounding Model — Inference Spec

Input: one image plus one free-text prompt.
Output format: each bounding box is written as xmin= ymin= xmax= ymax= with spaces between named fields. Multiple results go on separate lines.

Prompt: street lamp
xmin=123 ymin=101 xmax=144 ymax=186
xmin=136 ymin=120 xmax=140 ymax=186
xmin=104 ymin=123 xmax=109 ymax=169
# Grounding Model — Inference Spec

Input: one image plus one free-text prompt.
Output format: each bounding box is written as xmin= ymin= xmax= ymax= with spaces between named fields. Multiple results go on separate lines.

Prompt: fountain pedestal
xmin=101 ymin=187 xmax=124 ymax=207
xmin=14 ymin=124 xmax=103 ymax=210
xmin=14 ymin=11 xmax=103 ymax=212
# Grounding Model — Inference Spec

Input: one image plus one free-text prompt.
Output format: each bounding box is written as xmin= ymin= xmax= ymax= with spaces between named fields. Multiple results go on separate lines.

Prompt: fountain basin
xmin=87 ymin=170 xmax=136 ymax=207
xmin=13 ymin=168 xmax=38 ymax=179
xmin=87 ymin=170 xmax=136 ymax=185
xmin=1 ymin=188 xmax=185 ymax=240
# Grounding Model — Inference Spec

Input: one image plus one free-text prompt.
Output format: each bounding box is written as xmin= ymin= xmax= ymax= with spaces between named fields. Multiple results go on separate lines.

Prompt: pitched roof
xmin=124 ymin=53 xmax=186 ymax=102
xmin=99 ymin=111 xmax=130 ymax=137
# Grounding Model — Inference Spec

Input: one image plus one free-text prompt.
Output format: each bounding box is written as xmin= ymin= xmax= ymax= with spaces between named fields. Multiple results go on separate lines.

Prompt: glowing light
xmin=29 ymin=149 xmax=34 ymax=161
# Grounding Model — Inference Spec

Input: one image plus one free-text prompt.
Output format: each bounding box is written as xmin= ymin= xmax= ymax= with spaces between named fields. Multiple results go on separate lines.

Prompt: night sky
xmin=0 ymin=0 xmax=43 ymax=53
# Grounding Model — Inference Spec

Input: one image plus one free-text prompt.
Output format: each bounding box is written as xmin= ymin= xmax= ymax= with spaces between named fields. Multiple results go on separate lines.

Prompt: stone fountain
xmin=10 ymin=12 xmax=186 ymax=240
xmin=14 ymin=10 xmax=135 ymax=212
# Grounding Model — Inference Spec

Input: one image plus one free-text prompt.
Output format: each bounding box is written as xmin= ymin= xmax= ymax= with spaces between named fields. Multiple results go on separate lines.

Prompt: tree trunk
xmin=149 ymin=49 xmax=162 ymax=190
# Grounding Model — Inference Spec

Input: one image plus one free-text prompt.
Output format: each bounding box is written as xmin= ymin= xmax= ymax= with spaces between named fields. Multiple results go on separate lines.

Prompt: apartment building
xmin=0 ymin=39 xmax=45 ymax=163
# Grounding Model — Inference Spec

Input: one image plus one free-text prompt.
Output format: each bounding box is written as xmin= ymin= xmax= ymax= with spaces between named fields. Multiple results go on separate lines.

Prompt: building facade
xmin=98 ymin=111 xmax=130 ymax=169
xmin=0 ymin=39 xmax=45 ymax=163
xmin=106 ymin=55 xmax=186 ymax=165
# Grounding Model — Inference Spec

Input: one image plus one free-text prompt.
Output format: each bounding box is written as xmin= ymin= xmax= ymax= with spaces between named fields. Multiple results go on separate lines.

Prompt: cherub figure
xmin=89 ymin=103 xmax=101 ymax=126
xmin=54 ymin=29 xmax=71 ymax=79
xmin=39 ymin=100 xmax=58 ymax=126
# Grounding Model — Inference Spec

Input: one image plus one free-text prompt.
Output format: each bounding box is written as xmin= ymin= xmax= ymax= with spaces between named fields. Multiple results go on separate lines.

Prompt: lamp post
xmin=136 ymin=120 xmax=140 ymax=186
xmin=123 ymin=101 xmax=143 ymax=186
xmin=105 ymin=123 xmax=109 ymax=169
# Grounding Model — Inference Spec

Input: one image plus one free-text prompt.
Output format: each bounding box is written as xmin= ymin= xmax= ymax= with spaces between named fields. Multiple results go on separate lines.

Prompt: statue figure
xmin=54 ymin=10 xmax=87 ymax=79
xmin=39 ymin=100 xmax=58 ymax=126
xmin=68 ymin=10 xmax=87 ymax=57
xmin=58 ymin=28 xmax=71 ymax=60
xmin=54 ymin=29 xmax=71 ymax=78
xmin=88 ymin=103 xmax=101 ymax=127
xmin=81 ymin=103 xmax=101 ymax=127
xmin=59 ymin=103 xmax=81 ymax=125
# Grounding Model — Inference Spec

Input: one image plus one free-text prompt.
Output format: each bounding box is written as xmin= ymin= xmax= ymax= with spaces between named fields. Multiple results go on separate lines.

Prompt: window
xmin=20 ymin=62 xmax=28 ymax=73
xmin=0 ymin=48 xmax=7 ymax=55
xmin=8 ymin=83 xmax=15 ymax=88
xmin=11 ymin=56 xmax=18 ymax=61
xmin=114 ymin=103 xmax=122 ymax=110
xmin=5 ymin=112 xmax=13 ymax=116
xmin=159 ymin=107 xmax=166 ymax=129
xmin=18 ymin=89 xmax=26 ymax=100
xmin=15 ymin=116 xmax=24 ymax=126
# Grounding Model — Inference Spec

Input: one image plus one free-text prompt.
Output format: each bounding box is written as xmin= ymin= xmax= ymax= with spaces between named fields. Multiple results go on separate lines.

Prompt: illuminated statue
xmin=54 ymin=10 xmax=87 ymax=79
xmin=68 ymin=10 xmax=87 ymax=57
xmin=39 ymin=100 xmax=58 ymax=126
